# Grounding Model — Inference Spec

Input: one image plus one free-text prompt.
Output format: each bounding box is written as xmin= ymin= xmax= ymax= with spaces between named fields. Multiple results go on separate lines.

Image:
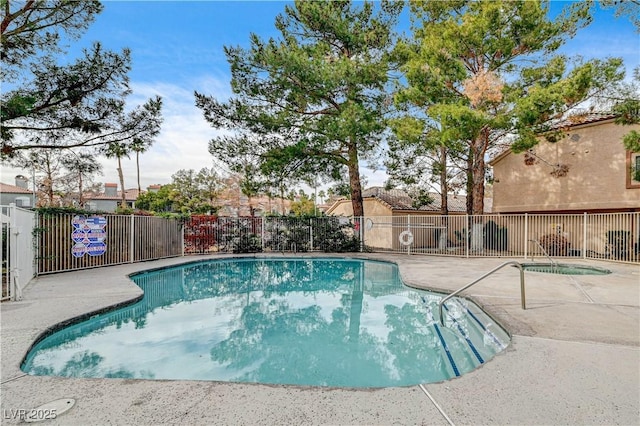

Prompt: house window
xmin=15 ymin=196 xmax=31 ymax=207
xmin=628 ymin=152 xmax=640 ymax=188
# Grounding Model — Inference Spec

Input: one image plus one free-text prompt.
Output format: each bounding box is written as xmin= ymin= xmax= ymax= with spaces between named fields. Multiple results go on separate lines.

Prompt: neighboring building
xmin=489 ymin=114 xmax=640 ymax=258
xmin=0 ymin=176 xmax=35 ymax=208
xmin=489 ymin=114 xmax=640 ymax=214
xmin=215 ymin=176 xmax=292 ymax=217
xmin=147 ymin=184 xmax=161 ymax=193
xmin=326 ymin=187 xmax=468 ymax=251
xmin=85 ymin=183 xmax=139 ymax=212
xmin=325 ymin=186 xmax=467 ymax=217
xmin=216 ymin=193 xmax=293 ymax=217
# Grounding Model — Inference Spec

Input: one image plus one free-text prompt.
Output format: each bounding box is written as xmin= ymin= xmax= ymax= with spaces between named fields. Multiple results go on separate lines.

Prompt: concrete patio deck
xmin=1 ymin=254 xmax=638 ymax=425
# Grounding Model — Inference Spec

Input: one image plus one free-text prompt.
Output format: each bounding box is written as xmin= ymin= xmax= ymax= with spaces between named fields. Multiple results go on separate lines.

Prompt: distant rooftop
xmin=362 ymin=187 xmax=467 ymax=213
xmin=87 ymin=188 xmax=140 ymax=202
xmin=0 ymin=182 xmax=33 ymax=194
xmin=546 ymin=112 xmax=617 ymax=131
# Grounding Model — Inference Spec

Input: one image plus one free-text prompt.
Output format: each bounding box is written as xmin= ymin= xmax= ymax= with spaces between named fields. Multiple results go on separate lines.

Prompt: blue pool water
xmin=22 ymin=258 xmax=509 ymax=387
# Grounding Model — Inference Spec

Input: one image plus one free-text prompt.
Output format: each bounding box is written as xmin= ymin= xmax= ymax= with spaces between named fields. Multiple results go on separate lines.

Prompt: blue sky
xmin=3 ymin=1 xmax=639 ymax=192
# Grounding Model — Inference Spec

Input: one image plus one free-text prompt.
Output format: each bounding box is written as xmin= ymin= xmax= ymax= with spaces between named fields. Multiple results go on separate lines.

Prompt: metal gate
xmin=1 ymin=204 xmax=37 ymax=301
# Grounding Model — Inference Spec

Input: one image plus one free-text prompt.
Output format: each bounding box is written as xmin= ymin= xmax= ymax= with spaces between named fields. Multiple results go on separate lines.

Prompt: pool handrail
xmin=528 ymin=239 xmax=559 ymax=271
xmin=438 ymin=261 xmax=526 ymax=326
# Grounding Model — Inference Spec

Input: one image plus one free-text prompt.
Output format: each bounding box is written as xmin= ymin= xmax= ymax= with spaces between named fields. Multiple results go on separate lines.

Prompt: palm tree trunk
xmin=117 ymin=156 xmax=126 ymax=209
xmin=136 ymin=151 xmax=141 ymax=193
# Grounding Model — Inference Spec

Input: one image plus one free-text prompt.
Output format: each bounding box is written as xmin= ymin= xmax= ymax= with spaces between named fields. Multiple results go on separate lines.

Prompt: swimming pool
xmin=22 ymin=258 xmax=510 ymax=387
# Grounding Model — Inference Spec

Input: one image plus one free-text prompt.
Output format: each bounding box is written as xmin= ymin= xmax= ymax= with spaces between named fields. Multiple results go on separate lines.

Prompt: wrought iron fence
xmin=182 ymin=213 xmax=639 ymax=264
xmin=9 ymin=210 xmax=637 ymax=288
xmin=38 ymin=213 xmax=183 ymax=274
xmin=1 ymin=204 xmax=37 ymax=300
xmin=184 ymin=215 xmax=361 ymax=254
xmin=360 ymin=213 xmax=639 ymax=263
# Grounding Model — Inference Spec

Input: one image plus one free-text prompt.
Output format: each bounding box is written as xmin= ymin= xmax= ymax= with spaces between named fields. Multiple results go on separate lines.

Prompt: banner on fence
xmin=71 ymin=215 xmax=107 ymax=258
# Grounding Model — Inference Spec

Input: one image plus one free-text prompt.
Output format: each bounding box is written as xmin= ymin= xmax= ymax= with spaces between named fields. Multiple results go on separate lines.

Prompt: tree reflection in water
xmin=22 ymin=258 xmax=508 ymax=387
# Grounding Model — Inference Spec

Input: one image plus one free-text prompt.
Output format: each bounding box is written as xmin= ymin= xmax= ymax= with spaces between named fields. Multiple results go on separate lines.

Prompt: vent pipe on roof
xmin=15 ymin=175 xmax=28 ymax=189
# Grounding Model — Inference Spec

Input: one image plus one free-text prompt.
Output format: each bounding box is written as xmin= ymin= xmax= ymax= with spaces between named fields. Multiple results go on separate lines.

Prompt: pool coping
xmin=2 ymin=253 xmax=639 ymax=425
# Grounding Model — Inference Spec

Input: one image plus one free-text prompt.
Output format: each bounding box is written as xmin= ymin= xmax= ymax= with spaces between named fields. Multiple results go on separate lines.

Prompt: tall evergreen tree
xmin=195 ymin=0 xmax=403 ymax=216
xmin=1 ymin=1 xmax=163 ymax=158
xmin=399 ymin=0 xmax=625 ymax=216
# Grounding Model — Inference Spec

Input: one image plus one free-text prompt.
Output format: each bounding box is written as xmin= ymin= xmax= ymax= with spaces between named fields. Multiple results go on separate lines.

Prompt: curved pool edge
xmin=18 ymin=254 xmax=514 ymax=387
xmin=18 ymin=294 xmax=145 ymax=373
xmin=9 ymin=253 xmax=531 ymax=384
xmin=15 ymin=257 xmax=219 ymax=376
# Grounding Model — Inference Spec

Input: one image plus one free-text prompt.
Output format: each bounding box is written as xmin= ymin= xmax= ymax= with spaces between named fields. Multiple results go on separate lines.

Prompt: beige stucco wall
xmin=327 ymin=199 xmax=394 ymax=249
xmin=327 ymin=199 xmax=457 ymax=249
xmin=327 ymin=198 xmax=393 ymax=217
xmin=491 ymin=120 xmax=640 ymax=213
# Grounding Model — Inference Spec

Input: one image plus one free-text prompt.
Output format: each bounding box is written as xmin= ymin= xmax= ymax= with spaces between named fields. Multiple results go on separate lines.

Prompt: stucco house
xmin=489 ymin=114 xmax=640 ymax=214
xmin=489 ymin=113 xmax=640 ymax=257
xmin=326 ymin=187 xmax=468 ymax=251
xmin=214 ymin=175 xmax=293 ymax=217
xmin=0 ymin=176 xmax=35 ymax=208
xmin=326 ymin=186 xmax=468 ymax=216
xmin=85 ymin=183 xmax=139 ymax=212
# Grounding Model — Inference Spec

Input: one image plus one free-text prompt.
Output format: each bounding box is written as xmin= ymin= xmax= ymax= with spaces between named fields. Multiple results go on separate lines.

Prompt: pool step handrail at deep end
xmin=438 ymin=261 xmax=526 ymax=326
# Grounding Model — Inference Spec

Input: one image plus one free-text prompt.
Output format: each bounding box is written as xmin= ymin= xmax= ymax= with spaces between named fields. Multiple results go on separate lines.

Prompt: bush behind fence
xmin=184 ymin=215 xmax=361 ymax=254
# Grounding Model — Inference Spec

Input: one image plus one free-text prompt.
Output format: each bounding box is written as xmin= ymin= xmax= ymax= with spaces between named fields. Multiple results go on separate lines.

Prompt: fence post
xmin=33 ymin=210 xmax=39 ymax=276
xmin=407 ymin=214 xmax=411 ymax=255
xmin=360 ymin=216 xmax=364 ymax=252
xmin=524 ymin=213 xmax=528 ymax=260
xmin=9 ymin=203 xmax=18 ymax=300
xmin=181 ymin=221 xmax=185 ymax=257
xmin=261 ymin=217 xmax=266 ymax=252
xmin=130 ymin=214 xmax=135 ymax=263
xmin=465 ymin=215 xmax=469 ymax=258
xmin=583 ymin=212 xmax=588 ymax=259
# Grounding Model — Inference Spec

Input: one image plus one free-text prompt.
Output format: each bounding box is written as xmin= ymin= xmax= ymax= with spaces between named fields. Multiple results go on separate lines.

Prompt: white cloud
xmin=104 ymin=77 xmax=233 ymax=189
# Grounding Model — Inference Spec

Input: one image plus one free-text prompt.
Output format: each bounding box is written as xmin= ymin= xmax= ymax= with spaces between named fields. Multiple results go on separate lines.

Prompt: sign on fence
xmin=71 ymin=215 xmax=107 ymax=258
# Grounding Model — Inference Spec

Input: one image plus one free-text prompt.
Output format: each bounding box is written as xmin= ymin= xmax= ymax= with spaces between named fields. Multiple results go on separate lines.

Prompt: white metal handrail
xmin=528 ymin=239 xmax=558 ymax=268
xmin=438 ymin=261 xmax=526 ymax=326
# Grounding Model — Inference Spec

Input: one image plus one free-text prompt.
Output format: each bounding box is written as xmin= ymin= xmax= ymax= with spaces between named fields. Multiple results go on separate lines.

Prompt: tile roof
xmin=545 ymin=112 xmax=617 ymax=131
xmin=363 ymin=187 xmax=467 ymax=213
xmin=362 ymin=187 xmax=414 ymax=210
xmin=418 ymin=193 xmax=467 ymax=212
xmin=0 ymin=182 xmax=33 ymax=194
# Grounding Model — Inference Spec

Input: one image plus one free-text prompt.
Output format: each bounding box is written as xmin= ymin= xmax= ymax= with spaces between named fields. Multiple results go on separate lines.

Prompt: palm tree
xmin=104 ymin=142 xmax=131 ymax=209
xmin=130 ymin=138 xmax=151 ymax=193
